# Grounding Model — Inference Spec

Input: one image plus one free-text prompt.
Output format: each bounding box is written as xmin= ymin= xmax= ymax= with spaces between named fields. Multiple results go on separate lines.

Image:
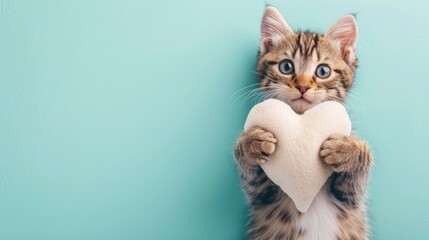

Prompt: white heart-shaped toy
xmin=244 ymin=99 xmax=351 ymax=212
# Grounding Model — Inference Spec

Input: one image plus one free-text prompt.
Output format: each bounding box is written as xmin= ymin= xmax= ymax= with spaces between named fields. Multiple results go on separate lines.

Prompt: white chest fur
xmin=296 ymin=185 xmax=339 ymax=240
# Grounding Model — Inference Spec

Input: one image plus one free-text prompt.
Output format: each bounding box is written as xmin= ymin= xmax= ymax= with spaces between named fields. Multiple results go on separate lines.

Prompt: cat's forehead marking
xmin=290 ymin=32 xmax=321 ymax=74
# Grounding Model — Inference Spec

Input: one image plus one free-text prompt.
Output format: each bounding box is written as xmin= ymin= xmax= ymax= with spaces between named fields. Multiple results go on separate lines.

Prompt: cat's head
xmin=257 ymin=6 xmax=358 ymax=114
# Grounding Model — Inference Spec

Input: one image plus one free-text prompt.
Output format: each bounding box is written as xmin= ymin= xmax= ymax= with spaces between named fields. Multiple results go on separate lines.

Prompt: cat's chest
xmin=295 ymin=185 xmax=339 ymax=240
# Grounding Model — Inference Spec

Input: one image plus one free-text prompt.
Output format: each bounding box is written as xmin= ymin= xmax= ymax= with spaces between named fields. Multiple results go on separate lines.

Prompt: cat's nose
xmin=296 ymin=86 xmax=309 ymax=94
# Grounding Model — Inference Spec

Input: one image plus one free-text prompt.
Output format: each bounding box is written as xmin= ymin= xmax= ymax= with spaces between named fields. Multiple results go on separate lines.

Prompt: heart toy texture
xmin=244 ymin=99 xmax=351 ymax=212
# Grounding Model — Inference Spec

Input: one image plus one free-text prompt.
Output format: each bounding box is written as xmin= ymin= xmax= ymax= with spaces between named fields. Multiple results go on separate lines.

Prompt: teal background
xmin=0 ymin=0 xmax=428 ymax=239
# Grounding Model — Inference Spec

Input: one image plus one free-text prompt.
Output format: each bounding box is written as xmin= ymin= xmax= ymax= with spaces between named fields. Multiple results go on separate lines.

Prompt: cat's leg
xmin=235 ymin=127 xmax=302 ymax=240
xmin=319 ymin=134 xmax=372 ymax=207
xmin=234 ymin=126 xmax=281 ymax=207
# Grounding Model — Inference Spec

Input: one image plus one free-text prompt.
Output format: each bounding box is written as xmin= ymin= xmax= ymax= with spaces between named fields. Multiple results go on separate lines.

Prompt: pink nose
xmin=296 ymin=86 xmax=309 ymax=94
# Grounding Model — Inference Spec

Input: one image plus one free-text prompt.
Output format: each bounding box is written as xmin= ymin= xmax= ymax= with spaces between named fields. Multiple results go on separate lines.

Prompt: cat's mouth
xmin=292 ymin=96 xmax=311 ymax=105
xmin=289 ymin=96 xmax=314 ymax=114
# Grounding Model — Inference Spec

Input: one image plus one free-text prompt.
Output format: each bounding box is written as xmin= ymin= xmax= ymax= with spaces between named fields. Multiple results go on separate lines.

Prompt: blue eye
xmin=279 ymin=60 xmax=294 ymax=74
xmin=315 ymin=64 xmax=331 ymax=79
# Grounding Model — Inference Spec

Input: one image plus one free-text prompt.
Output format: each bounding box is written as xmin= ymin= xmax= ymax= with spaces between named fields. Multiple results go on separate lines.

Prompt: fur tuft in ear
xmin=325 ymin=15 xmax=358 ymax=64
xmin=260 ymin=6 xmax=293 ymax=55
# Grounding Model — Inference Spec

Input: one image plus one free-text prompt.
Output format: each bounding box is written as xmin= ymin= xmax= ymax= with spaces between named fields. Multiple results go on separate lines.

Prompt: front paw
xmin=235 ymin=127 xmax=277 ymax=165
xmin=320 ymin=134 xmax=370 ymax=172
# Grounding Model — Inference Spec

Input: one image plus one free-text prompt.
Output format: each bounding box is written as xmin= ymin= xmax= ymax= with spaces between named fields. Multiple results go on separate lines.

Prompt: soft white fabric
xmin=244 ymin=99 xmax=351 ymax=212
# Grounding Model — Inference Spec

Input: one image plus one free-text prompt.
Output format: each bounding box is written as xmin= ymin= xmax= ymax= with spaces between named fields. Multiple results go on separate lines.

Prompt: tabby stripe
xmin=334 ymin=69 xmax=343 ymax=74
xmin=311 ymin=34 xmax=320 ymax=60
xmin=335 ymin=88 xmax=342 ymax=98
xmin=293 ymin=33 xmax=302 ymax=57
xmin=250 ymin=185 xmax=281 ymax=207
xmin=330 ymin=173 xmax=358 ymax=208
xmin=278 ymin=209 xmax=292 ymax=223
xmin=266 ymin=61 xmax=277 ymax=65
xmin=275 ymin=232 xmax=286 ymax=240
xmin=248 ymin=174 xmax=269 ymax=186
xmin=298 ymin=33 xmax=304 ymax=56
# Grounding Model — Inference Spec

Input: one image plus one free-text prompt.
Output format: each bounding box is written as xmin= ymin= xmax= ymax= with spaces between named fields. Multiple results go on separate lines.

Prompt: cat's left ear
xmin=260 ymin=6 xmax=294 ymax=55
xmin=325 ymin=15 xmax=358 ymax=64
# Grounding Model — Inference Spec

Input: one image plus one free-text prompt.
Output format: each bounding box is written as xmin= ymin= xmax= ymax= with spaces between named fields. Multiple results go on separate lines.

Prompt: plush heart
xmin=244 ymin=99 xmax=351 ymax=213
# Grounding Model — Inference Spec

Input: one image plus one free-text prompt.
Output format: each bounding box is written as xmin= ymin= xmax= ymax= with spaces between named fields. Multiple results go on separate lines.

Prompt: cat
xmin=234 ymin=6 xmax=372 ymax=240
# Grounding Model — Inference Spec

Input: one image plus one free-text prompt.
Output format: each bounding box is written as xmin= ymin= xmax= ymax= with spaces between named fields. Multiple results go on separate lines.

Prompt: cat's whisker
xmin=237 ymin=86 xmax=272 ymax=107
xmin=252 ymin=71 xmax=278 ymax=83
xmin=241 ymin=87 xmax=274 ymax=106
xmin=236 ymin=83 xmax=288 ymax=107
xmin=347 ymin=95 xmax=366 ymax=112
xmin=262 ymin=88 xmax=288 ymax=103
xmin=235 ymin=88 xmax=261 ymax=107
xmin=326 ymin=95 xmax=345 ymax=105
xmin=344 ymin=91 xmax=367 ymax=129
xmin=230 ymin=86 xmax=272 ymax=108
xmin=228 ymin=83 xmax=261 ymax=102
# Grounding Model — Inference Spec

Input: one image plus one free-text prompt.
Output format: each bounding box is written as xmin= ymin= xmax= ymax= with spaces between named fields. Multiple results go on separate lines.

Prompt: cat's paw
xmin=236 ymin=127 xmax=277 ymax=165
xmin=319 ymin=134 xmax=364 ymax=172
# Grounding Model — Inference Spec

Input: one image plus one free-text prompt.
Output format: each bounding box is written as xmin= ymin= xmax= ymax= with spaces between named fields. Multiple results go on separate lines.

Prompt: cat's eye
xmin=315 ymin=64 xmax=331 ymax=79
xmin=279 ymin=60 xmax=294 ymax=75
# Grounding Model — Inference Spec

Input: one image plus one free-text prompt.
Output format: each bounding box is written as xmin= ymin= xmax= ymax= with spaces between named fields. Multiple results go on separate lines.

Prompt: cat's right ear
xmin=260 ymin=6 xmax=294 ymax=55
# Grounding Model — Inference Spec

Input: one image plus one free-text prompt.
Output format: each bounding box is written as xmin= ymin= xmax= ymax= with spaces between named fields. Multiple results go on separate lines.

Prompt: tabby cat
xmin=234 ymin=6 xmax=372 ymax=240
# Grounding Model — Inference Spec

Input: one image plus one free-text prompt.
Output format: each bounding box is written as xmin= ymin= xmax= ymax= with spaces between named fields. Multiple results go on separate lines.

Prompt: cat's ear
xmin=260 ymin=6 xmax=294 ymax=55
xmin=325 ymin=15 xmax=358 ymax=64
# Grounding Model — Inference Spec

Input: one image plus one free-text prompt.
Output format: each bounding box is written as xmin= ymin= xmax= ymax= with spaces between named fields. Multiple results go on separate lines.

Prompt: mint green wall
xmin=0 ymin=0 xmax=428 ymax=239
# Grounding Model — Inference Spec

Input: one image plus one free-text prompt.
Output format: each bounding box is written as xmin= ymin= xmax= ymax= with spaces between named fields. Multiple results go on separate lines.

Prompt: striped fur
xmin=235 ymin=6 xmax=371 ymax=240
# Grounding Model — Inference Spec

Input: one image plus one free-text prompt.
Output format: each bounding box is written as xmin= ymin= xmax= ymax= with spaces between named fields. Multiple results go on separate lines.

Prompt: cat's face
xmin=257 ymin=7 xmax=358 ymax=114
